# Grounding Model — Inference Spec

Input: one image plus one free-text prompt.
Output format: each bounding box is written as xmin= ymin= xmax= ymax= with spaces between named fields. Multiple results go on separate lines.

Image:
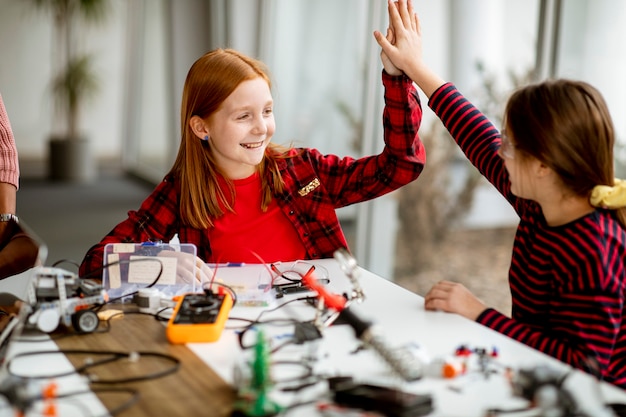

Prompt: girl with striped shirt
xmin=374 ymin=0 xmax=626 ymax=387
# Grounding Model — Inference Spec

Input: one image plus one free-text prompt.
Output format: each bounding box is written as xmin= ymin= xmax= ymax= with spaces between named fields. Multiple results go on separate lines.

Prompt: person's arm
xmin=477 ymin=288 xmax=619 ymax=384
xmin=0 ymin=184 xmax=16 ymax=214
xmin=375 ymin=0 xmax=511 ymax=202
xmin=78 ymin=177 xmax=181 ymax=279
xmin=0 ymin=95 xmax=19 ymax=196
xmin=373 ymin=0 xmax=446 ymax=98
xmin=0 ymin=94 xmax=20 ymax=246
xmin=303 ymin=71 xmax=425 ymax=209
xmin=0 ymin=224 xmax=39 ymax=279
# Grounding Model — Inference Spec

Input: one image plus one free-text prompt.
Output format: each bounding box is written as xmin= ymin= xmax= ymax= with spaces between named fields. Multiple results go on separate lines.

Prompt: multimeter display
xmin=166 ymin=292 xmax=233 ymax=344
xmin=171 ymin=294 xmax=223 ymax=324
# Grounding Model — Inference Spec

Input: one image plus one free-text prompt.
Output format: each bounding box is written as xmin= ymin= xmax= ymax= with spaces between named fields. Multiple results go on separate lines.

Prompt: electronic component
xmin=301 ymin=269 xmax=423 ymax=381
xmin=166 ymin=290 xmax=233 ymax=344
xmin=509 ymin=365 xmax=622 ymax=417
xmin=26 ymin=267 xmax=107 ymax=334
xmin=328 ymin=377 xmax=433 ymax=417
xmin=339 ymin=307 xmax=424 ymax=381
xmin=232 ymin=328 xmax=283 ymax=417
xmin=333 ymin=248 xmax=365 ymax=302
xmin=272 ymin=278 xmax=329 ymax=297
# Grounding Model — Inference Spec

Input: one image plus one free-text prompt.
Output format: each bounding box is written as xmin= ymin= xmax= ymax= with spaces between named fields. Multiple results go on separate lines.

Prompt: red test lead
xmin=301 ymin=264 xmax=422 ymax=381
xmin=300 ymin=266 xmax=347 ymax=311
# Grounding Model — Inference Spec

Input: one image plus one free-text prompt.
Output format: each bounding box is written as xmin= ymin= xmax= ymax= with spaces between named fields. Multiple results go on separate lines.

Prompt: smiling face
xmin=205 ymin=77 xmax=275 ymax=179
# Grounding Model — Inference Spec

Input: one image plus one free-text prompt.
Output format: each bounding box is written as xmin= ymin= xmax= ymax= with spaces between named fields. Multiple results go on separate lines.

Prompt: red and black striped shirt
xmin=429 ymin=83 xmax=626 ymax=388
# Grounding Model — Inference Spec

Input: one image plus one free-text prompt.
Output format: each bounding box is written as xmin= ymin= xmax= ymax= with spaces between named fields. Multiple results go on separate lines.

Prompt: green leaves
xmin=52 ymin=54 xmax=99 ymax=139
xmin=29 ymin=0 xmax=110 ymax=139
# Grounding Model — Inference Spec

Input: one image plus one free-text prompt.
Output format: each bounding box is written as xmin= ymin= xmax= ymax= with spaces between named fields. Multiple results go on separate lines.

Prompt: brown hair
xmin=505 ymin=79 xmax=626 ymax=227
xmin=168 ymin=48 xmax=288 ymax=228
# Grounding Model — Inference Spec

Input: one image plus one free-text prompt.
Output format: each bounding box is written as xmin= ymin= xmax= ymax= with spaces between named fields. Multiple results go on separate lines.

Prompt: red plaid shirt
xmin=79 ymin=72 xmax=425 ymax=277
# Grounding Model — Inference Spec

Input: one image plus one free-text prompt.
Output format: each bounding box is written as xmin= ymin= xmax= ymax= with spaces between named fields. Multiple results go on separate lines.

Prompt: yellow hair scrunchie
xmin=590 ymin=178 xmax=626 ymax=209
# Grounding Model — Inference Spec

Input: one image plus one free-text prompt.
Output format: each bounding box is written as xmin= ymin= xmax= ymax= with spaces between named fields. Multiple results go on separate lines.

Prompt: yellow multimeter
xmin=166 ymin=291 xmax=233 ymax=344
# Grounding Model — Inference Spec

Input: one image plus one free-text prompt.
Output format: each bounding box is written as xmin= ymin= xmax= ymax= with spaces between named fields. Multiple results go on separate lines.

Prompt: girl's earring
xmin=203 ymin=135 xmax=210 ymax=141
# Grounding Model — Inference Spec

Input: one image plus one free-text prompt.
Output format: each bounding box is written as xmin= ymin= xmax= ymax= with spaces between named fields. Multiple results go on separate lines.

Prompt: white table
xmin=189 ymin=258 xmax=626 ymax=417
xmin=3 ymin=259 xmax=625 ymax=416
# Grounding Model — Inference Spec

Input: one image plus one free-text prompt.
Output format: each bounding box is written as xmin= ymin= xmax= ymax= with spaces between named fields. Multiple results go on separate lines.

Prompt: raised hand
xmin=373 ymin=0 xmax=445 ymax=97
xmin=374 ymin=0 xmax=420 ymax=73
xmin=380 ymin=27 xmax=402 ymax=76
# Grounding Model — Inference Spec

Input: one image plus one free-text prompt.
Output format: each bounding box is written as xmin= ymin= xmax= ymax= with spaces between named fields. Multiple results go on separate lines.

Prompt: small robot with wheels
xmin=26 ymin=267 xmax=108 ymax=334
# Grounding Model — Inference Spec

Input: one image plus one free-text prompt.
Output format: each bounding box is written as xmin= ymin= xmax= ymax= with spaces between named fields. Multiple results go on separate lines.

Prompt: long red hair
xmin=168 ymin=48 xmax=289 ymax=228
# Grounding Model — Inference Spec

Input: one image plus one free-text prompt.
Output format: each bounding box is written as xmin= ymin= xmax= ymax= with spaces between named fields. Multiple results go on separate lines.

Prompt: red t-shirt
xmin=208 ymin=172 xmax=307 ymax=263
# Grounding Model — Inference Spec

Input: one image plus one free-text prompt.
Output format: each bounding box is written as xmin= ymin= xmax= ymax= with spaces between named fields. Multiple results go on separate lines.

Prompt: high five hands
xmin=374 ymin=0 xmax=420 ymax=77
xmin=373 ymin=0 xmax=446 ymax=98
xmin=374 ymin=0 xmax=485 ymax=320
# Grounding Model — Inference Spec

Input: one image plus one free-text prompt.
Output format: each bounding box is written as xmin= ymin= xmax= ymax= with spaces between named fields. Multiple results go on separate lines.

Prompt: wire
xmin=90 ymin=387 xmax=141 ymax=417
xmin=202 ymin=281 xmax=238 ymax=307
xmin=237 ymin=318 xmax=298 ymax=350
xmin=232 ymin=291 xmax=322 ymax=355
xmin=271 ymin=263 xmax=300 ymax=283
xmin=51 ymin=259 xmax=80 ymax=269
xmin=225 ymin=316 xmax=256 ymax=330
xmin=85 ymin=258 xmax=165 ymax=310
xmin=277 ymin=399 xmax=319 ymax=415
xmin=6 ymin=349 xmax=180 ymax=383
xmin=254 ymin=295 xmax=317 ymax=322
xmin=271 ymin=360 xmax=315 ymax=385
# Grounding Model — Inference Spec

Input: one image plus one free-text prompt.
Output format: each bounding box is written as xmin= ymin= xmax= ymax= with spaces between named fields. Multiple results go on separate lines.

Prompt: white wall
xmin=7 ymin=0 xmax=626 ymax=278
xmin=6 ymin=0 xmax=625 ymax=237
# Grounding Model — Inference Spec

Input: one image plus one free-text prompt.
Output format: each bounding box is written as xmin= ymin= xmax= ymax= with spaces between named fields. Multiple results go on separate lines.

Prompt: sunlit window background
xmin=1 ymin=0 xmax=625 ymax=281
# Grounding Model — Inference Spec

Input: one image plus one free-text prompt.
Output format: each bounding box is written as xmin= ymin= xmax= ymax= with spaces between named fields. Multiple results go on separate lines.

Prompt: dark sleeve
xmin=428 ymin=83 xmax=515 ymax=205
xmin=79 ymin=177 xmax=181 ymax=279
xmin=0 ymin=221 xmax=39 ymax=280
xmin=305 ymin=71 xmax=426 ymax=208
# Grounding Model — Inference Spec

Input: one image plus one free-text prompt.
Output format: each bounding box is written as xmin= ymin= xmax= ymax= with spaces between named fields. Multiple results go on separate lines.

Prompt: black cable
xmin=235 ymin=294 xmax=320 ymax=352
xmin=202 ymin=281 xmax=239 ymax=307
xmin=6 ymin=349 xmax=180 ymax=383
xmin=91 ymin=257 xmax=165 ymax=308
xmin=271 ymin=360 xmax=315 ymax=385
xmin=51 ymin=259 xmax=81 ymax=270
xmin=90 ymin=387 xmax=141 ymax=417
xmin=43 ymin=389 xmax=96 ymax=417
xmin=225 ymin=317 xmax=256 ymax=330
xmin=69 ymin=257 xmax=165 ymax=316
xmin=154 ymin=305 xmax=173 ymax=321
xmin=254 ymin=295 xmax=317 ymax=322
xmin=277 ymin=399 xmax=319 ymax=415
xmin=237 ymin=318 xmax=299 ymax=350
xmin=485 ymin=406 xmax=540 ymax=416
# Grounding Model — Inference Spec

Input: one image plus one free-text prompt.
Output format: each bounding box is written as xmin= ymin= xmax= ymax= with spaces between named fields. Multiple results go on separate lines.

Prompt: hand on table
xmin=424 ymin=280 xmax=487 ymax=321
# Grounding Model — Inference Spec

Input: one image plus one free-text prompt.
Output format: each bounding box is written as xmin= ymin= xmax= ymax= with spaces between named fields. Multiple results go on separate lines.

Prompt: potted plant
xmin=30 ymin=0 xmax=110 ymax=182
